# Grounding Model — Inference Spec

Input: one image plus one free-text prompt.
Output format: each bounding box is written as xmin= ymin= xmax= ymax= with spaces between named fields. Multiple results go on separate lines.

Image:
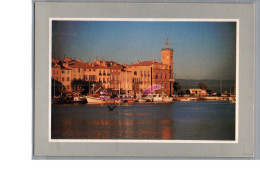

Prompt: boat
xmin=153 ymin=94 xmax=163 ymax=102
xmin=138 ymin=98 xmax=146 ymax=103
xmin=178 ymin=97 xmax=197 ymax=102
xmin=73 ymin=94 xmax=87 ymax=103
xmin=128 ymin=99 xmax=137 ymax=103
xmin=163 ymin=96 xmax=173 ymax=102
xmin=85 ymin=90 xmax=111 ymax=103
xmin=229 ymin=97 xmax=236 ymax=104
xmin=144 ymin=94 xmax=154 ymax=102
xmin=85 ymin=95 xmax=105 ymax=103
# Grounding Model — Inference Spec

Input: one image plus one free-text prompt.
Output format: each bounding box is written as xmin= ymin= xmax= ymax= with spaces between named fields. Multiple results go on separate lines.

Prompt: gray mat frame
xmin=33 ymin=2 xmax=255 ymax=158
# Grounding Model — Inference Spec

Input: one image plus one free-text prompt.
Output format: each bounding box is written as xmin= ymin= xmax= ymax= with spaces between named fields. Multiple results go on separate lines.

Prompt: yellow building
xmin=60 ymin=67 xmax=72 ymax=90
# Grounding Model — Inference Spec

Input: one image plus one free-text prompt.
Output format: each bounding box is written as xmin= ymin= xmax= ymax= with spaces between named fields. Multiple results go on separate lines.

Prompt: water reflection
xmin=51 ymin=101 xmax=235 ymax=140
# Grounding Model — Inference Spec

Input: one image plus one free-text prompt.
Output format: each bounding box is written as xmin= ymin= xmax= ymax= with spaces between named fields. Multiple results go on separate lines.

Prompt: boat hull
xmin=85 ymin=96 xmax=105 ymax=103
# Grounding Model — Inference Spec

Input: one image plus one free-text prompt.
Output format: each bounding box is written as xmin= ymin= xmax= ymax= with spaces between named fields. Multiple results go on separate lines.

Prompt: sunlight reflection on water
xmin=51 ymin=101 xmax=235 ymax=140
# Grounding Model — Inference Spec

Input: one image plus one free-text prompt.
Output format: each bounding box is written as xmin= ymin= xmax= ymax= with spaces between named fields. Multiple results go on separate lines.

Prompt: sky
xmin=52 ymin=21 xmax=236 ymax=80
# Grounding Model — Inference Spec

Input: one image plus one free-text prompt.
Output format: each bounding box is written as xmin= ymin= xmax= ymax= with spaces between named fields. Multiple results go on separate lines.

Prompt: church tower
xmin=161 ymin=39 xmax=174 ymax=79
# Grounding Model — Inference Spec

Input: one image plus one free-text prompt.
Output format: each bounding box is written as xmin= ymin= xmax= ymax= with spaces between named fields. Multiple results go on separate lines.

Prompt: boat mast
xmin=53 ymin=78 xmax=55 ymax=99
xmin=119 ymin=72 xmax=121 ymax=98
xmin=126 ymin=71 xmax=128 ymax=97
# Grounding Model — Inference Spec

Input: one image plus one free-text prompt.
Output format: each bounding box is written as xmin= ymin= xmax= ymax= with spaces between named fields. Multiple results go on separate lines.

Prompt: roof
xmin=61 ymin=66 xmax=72 ymax=70
xmin=130 ymin=61 xmax=167 ymax=67
xmin=69 ymin=63 xmax=93 ymax=68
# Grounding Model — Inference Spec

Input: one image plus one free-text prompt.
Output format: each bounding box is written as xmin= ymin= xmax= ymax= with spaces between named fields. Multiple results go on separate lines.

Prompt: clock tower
xmin=161 ymin=39 xmax=174 ymax=79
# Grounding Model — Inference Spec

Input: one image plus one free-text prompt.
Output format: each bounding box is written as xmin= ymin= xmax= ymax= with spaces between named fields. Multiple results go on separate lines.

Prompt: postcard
xmin=34 ymin=2 xmax=254 ymax=157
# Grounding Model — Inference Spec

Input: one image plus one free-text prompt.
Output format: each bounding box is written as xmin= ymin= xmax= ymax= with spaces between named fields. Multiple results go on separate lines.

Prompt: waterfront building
xmin=189 ymin=89 xmax=207 ymax=97
xmin=128 ymin=40 xmax=174 ymax=95
xmin=52 ymin=63 xmax=61 ymax=82
xmin=60 ymin=66 xmax=72 ymax=91
xmin=51 ymin=40 xmax=175 ymax=96
xmin=120 ymin=69 xmax=133 ymax=95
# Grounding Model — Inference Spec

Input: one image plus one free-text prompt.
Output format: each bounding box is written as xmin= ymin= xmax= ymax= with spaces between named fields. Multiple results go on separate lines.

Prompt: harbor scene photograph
xmin=51 ymin=20 xmax=237 ymax=141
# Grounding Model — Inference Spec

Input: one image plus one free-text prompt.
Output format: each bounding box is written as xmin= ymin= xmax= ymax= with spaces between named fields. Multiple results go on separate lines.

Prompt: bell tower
xmin=161 ymin=39 xmax=174 ymax=79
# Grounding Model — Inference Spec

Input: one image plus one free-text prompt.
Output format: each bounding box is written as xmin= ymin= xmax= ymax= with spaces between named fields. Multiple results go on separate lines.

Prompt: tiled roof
xmin=130 ymin=61 xmax=157 ymax=66
xmin=130 ymin=61 xmax=169 ymax=67
xmin=61 ymin=66 xmax=72 ymax=70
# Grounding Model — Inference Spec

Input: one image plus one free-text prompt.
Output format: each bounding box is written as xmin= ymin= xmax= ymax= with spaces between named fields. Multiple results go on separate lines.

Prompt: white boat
xmin=73 ymin=95 xmax=87 ymax=103
xmin=153 ymin=94 xmax=163 ymax=102
xmin=85 ymin=96 xmax=105 ymax=103
xmin=138 ymin=98 xmax=146 ymax=103
xmin=178 ymin=97 xmax=197 ymax=102
xmin=144 ymin=94 xmax=154 ymax=102
xmin=163 ymin=96 xmax=173 ymax=102
xmin=85 ymin=90 xmax=111 ymax=103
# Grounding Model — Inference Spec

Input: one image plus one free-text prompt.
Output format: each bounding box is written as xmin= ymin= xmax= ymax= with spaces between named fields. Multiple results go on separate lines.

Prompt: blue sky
xmin=52 ymin=21 xmax=236 ymax=80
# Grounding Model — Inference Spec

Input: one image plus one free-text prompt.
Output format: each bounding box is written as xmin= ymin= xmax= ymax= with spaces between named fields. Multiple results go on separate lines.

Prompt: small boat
xmin=144 ymin=94 xmax=154 ymax=102
xmin=153 ymin=94 xmax=163 ymax=102
xmin=229 ymin=97 xmax=236 ymax=104
xmin=73 ymin=94 xmax=87 ymax=103
xmin=115 ymin=100 xmax=122 ymax=103
xmin=85 ymin=95 xmax=105 ymax=103
xmin=128 ymin=99 xmax=137 ymax=103
xmin=163 ymin=96 xmax=173 ymax=102
xmin=178 ymin=97 xmax=197 ymax=102
xmin=138 ymin=98 xmax=146 ymax=103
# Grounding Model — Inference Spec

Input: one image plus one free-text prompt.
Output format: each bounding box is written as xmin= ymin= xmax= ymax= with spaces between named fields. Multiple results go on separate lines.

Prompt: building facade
xmin=51 ymin=40 xmax=175 ymax=96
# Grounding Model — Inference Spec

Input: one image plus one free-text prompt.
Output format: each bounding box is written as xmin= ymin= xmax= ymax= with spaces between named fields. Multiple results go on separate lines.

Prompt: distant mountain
xmin=175 ymin=79 xmax=236 ymax=93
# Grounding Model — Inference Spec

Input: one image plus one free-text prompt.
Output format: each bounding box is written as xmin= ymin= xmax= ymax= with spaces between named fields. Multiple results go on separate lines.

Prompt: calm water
xmin=51 ymin=101 xmax=235 ymax=140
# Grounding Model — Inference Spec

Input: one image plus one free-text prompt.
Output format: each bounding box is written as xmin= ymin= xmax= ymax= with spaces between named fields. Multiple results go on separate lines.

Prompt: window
xmin=67 ymin=85 xmax=70 ymax=89
xmin=62 ymin=70 xmax=65 ymax=74
xmin=134 ymin=71 xmax=137 ymax=75
xmin=67 ymin=71 xmax=69 ymax=74
xmin=62 ymin=77 xmax=65 ymax=81
xmin=78 ymin=68 xmax=80 ymax=73
xmin=67 ymin=77 xmax=70 ymax=81
xmin=89 ymin=69 xmax=91 ymax=71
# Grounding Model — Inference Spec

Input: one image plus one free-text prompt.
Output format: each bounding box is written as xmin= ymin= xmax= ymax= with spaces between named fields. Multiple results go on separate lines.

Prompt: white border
xmin=49 ymin=18 xmax=239 ymax=144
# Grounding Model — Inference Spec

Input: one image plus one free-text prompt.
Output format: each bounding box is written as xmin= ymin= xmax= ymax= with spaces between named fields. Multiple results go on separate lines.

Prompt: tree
xmin=173 ymin=82 xmax=181 ymax=91
xmin=51 ymin=78 xmax=65 ymax=97
xmin=198 ymin=82 xmax=208 ymax=90
xmin=71 ymin=79 xmax=95 ymax=95
xmin=186 ymin=90 xmax=190 ymax=95
xmin=217 ymin=92 xmax=221 ymax=97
